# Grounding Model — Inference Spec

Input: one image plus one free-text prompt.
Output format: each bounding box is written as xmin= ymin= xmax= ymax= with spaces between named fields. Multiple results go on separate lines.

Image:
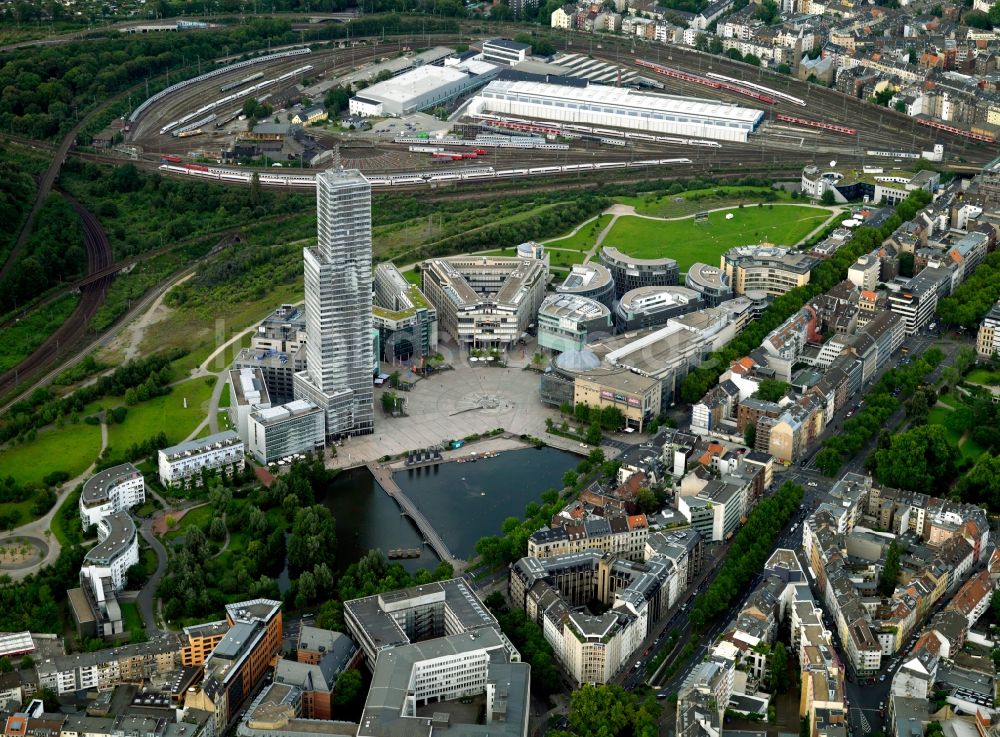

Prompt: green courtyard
xmin=601 ymin=205 xmax=833 ymax=273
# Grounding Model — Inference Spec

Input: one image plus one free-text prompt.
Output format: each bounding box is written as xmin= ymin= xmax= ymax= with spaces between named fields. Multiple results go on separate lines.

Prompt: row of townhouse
xmin=803 ymin=474 xmax=989 ymax=676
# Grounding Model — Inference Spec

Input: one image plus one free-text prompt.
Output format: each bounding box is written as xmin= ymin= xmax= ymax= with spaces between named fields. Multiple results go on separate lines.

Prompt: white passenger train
xmin=158 ymin=158 xmax=694 ymax=187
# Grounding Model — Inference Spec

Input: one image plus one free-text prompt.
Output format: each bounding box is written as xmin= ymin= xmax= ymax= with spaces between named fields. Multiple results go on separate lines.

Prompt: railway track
xmin=0 ymin=194 xmax=113 ymax=399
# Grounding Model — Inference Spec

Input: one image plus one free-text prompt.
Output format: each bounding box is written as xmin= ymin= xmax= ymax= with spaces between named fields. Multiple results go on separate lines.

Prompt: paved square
xmin=330 ymin=339 xmax=563 ymax=467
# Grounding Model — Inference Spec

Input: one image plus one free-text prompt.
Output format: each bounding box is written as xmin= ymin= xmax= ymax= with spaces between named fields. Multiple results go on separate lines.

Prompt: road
xmin=137 ymin=518 xmax=169 ymax=634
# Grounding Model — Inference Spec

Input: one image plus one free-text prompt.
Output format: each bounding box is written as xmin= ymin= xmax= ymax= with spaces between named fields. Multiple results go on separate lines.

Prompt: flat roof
xmin=251 ymin=399 xmax=322 ymax=425
xmin=81 ymin=463 xmax=141 ymax=506
xmin=482 ymin=79 xmax=764 ymax=125
xmin=619 ymin=285 xmax=700 ymax=313
xmin=539 ymin=293 xmax=610 ymax=322
xmin=84 ymin=511 xmax=136 ymax=564
xmin=359 ymin=64 xmax=470 ymax=105
xmin=602 ymin=246 xmax=679 ymax=268
xmin=557 ymin=262 xmax=613 ymax=293
xmin=229 ymin=367 xmax=270 ymax=407
xmin=161 ymin=430 xmax=242 ymax=460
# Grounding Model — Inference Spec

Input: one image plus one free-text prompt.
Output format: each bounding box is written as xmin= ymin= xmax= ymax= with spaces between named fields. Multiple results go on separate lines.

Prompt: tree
xmin=769 ymin=642 xmax=789 ymax=692
xmin=588 ymin=448 xmax=606 ymax=466
xmin=332 ymin=669 xmax=364 ymax=718
xmin=874 ymin=424 xmax=959 ymax=493
xmin=820 ymin=189 xmax=837 ymax=205
xmin=744 ymin=423 xmax=757 ymax=448
xmin=879 ymin=540 xmax=901 ymax=595
xmin=567 ymin=684 xmax=632 ymax=737
xmin=381 ymin=391 xmax=399 ymax=413
xmin=709 ymin=37 xmax=724 ymax=54
xmin=562 ymin=469 xmax=578 ymax=489
xmin=585 ymin=422 xmax=603 ymax=446
xmin=906 ymin=390 xmax=929 ymax=424
xmin=635 ymin=487 xmax=661 ymax=514
xmin=754 ymin=379 xmax=789 ymax=402
xmin=0 ymin=657 xmax=10 ymax=673
xmin=286 ymin=505 xmax=336 ymax=574
xmin=19 ymin=655 xmax=33 ymax=670
xmin=209 ymin=516 xmax=227 ymax=542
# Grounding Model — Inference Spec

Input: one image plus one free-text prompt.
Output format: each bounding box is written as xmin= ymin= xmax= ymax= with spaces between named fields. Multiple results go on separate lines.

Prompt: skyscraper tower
xmin=293 ymin=168 xmax=374 ymax=437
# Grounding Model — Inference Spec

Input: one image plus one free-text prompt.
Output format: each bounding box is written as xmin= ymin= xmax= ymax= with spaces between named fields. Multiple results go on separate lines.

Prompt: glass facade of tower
xmin=293 ymin=169 xmax=375 ymax=437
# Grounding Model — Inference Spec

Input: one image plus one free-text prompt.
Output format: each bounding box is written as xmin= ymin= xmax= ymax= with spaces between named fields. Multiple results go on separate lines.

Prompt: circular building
xmin=600 ymin=247 xmax=679 ymax=300
xmin=538 ymin=294 xmax=613 ymax=354
xmin=539 ymin=348 xmax=602 ymax=408
xmin=685 ymin=262 xmax=734 ymax=308
xmin=556 ymin=263 xmax=615 ymax=308
xmin=614 ymin=285 xmax=703 ymax=333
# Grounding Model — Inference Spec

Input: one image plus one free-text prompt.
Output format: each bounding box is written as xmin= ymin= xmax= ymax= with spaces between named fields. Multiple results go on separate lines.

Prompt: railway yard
xmin=2 ymin=27 xmax=997 ymax=404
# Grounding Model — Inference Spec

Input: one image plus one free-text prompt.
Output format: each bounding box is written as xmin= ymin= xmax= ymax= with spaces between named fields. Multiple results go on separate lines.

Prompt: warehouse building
xmin=614 ymin=285 xmax=703 ymax=332
xmin=601 ymin=247 xmax=680 ymax=300
xmin=538 ymin=294 xmax=613 ymax=353
xmin=247 ymin=399 xmax=326 ymax=465
xmin=556 ymin=263 xmax=616 ymax=308
xmin=349 ymin=58 xmax=500 ymax=117
xmin=473 ymin=80 xmax=765 ymax=142
xmin=421 ymin=253 xmax=548 ymax=349
xmin=481 ymin=38 xmax=530 ymax=66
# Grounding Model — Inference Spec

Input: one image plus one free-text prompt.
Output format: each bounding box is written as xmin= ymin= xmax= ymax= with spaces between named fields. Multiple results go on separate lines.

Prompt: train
xmin=129 ymin=48 xmax=310 ymax=124
xmin=220 ymin=71 xmax=264 ymax=93
xmin=599 ymin=137 xmax=628 ymax=146
xmin=775 ymin=114 xmax=856 ymax=136
xmin=866 ymin=150 xmax=921 ymax=159
xmin=173 ymin=114 xmax=216 ymax=137
xmin=158 ymin=157 xmax=694 ymax=187
xmin=215 ymin=110 xmax=242 ymax=129
xmin=634 ymin=59 xmax=777 ymax=104
xmin=914 ymin=118 xmax=995 ymax=143
xmin=706 ymin=72 xmax=806 ymax=107
xmin=160 ymin=154 xmax=182 ymax=164
xmin=408 ymin=145 xmax=445 ymax=153
xmin=159 ymin=64 xmax=313 ymax=136
xmin=394 ymin=135 xmax=569 ymax=151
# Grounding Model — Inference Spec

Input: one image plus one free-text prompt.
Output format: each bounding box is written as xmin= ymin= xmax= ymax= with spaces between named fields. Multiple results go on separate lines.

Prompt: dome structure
xmin=554 ymin=349 xmax=601 ymax=372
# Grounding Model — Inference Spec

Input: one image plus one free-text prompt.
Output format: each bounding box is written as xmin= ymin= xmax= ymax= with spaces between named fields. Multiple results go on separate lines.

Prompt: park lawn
xmin=120 ymin=602 xmax=143 ymax=631
xmin=106 ymin=376 xmax=217 ymax=452
xmin=925 ymin=405 xmax=984 ymax=461
xmin=162 ymin=504 xmax=213 ymax=543
xmin=218 ymin=382 xmax=232 ymax=409
xmin=965 ymin=368 xmax=1000 ymax=386
xmin=0 ymin=421 xmax=101 ymax=486
xmin=548 ymin=249 xmax=587 ymax=270
xmin=615 ymin=186 xmax=793 ymax=219
xmin=402 ymin=269 xmax=421 ymax=286
xmin=544 ymin=214 xmax=612 ymax=252
xmin=0 ymin=294 xmax=81 ymax=374
xmin=602 ymin=206 xmax=831 ymax=272
xmin=938 ymin=393 xmax=963 ymax=410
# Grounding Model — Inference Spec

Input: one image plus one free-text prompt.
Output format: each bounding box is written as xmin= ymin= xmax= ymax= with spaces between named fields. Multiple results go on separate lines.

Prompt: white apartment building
xmin=80 ymin=511 xmax=140 ymax=592
xmin=79 ymin=463 xmax=145 ymax=530
xmin=158 ymin=431 xmax=245 ymax=488
xmin=247 ymin=399 xmax=326 ymax=465
xmin=847 ymin=254 xmax=880 ymax=291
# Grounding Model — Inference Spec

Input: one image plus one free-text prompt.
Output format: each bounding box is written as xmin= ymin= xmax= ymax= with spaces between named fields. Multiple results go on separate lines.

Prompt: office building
xmin=685 ymin=263 xmax=733 ymax=307
xmin=848 ymin=254 xmax=880 ymax=291
xmin=976 ymin=300 xmax=1000 ymax=359
xmin=229 ymin=367 xmax=272 ymax=443
xmin=372 ymin=263 xmax=438 ymax=363
xmin=158 ymin=431 xmax=245 ymax=488
xmin=293 ymin=169 xmax=375 ymax=437
xmin=421 ymin=254 xmax=548 ymax=349
xmin=614 ymin=285 xmax=702 ymax=332
xmin=537 ymin=294 xmax=612 ymax=353
xmin=185 ymin=600 xmax=283 ymax=733
xmin=246 ymin=399 xmax=326 ymax=465
xmin=721 ymin=245 xmax=818 ymax=297
xmin=600 ymin=247 xmax=679 ymax=300
xmin=481 ymin=38 xmax=531 ymax=65
xmin=556 ymin=263 xmax=615 ymax=308
xmin=79 ymin=464 xmax=145 ymax=531
xmin=473 ymin=80 xmax=764 ymax=142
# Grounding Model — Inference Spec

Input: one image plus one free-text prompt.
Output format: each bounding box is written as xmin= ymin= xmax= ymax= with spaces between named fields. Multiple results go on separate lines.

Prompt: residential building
xmin=847 ymin=254 xmax=880 ymax=290
xmin=70 ymin=511 xmax=140 ymax=641
xmin=677 ymin=479 xmax=746 ymax=541
xmin=976 ymin=300 xmax=1000 ymax=359
xmin=247 ymin=400 xmax=326 ymax=465
xmin=421 ymin=254 xmax=548 ymax=349
xmin=292 ymin=168 xmax=375 ymax=438
xmin=79 ymin=464 xmax=145 ymax=531
xmin=36 ymin=638 xmax=180 ymax=695
xmin=157 ymin=431 xmax=245 ymax=488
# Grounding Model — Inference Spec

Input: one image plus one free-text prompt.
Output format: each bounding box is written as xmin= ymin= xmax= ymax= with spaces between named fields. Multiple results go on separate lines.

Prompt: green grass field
xmin=0 ymin=422 xmax=102 ymax=486
xmin=548 ymin=249 xmax=587 ymax=270
xmin=0 ymin=294 xmax=81 ymax=374
xmin=965 ymin=368 xmax=1000 ymax=386
xmin=926 ymin=405 xmax=985 ymax=460
xmin=602 ymin=206 xmax=831 ymax=272
xmin=106 ymin=376 xmax=217 ymax=452
xmin=163 ymin=504 xmax=213 ymax=542
xmin=614 ymin=186 xmax=793 ymax=219
xmin=120 ymin=602 xmax=143 ymax=630
xmin=544 ymin=215 xmax=613 ymax=252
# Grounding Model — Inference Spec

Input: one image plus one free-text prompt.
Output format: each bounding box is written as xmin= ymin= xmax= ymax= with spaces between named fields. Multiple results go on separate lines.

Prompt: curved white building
xmin=79 ymin=463 xmax=145 ymax=531
xmin=614 ymin=285 xmax=703 ymax=332
xmin=81 ymin=511 xmax=140 ymax=593
xmin=686 ymin=263 xmax=734 ymax=307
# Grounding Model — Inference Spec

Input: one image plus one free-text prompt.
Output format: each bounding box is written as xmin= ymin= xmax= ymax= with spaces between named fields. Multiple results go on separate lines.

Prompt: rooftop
xmin=160 ymin=431 xmax=242 ymax=461
xmin=81 ymin=463 xmax=141 ymax=507
xmin=84 ymin=511 xmax=137 ymax=565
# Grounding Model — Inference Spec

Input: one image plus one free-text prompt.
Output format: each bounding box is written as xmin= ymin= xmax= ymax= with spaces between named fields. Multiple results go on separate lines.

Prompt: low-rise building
xmin=229 ymin=367 xmax=272 ymax=443
xmin=158 ymin=431 xmax=245 ymax=488
xmin=614 ymin=286 xmax=703 ymax=332
xmin=685 ymin=263 xmax=734 ymax=307
xmin=79 ymin=464 xmax=145 ymax=531
xmin=372 ymin=263 xmax=438 ymax=363
xmin=976 ymin=300 xmax=1000 ymax=360
xmin=556 ymin=262 xmax=616 ymax=308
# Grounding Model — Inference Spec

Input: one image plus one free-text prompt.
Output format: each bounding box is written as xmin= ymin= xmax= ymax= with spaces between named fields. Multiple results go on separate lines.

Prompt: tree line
xmin=688 ymin=482 xmax=803 ymax=631
xmin=937 ymin=250 xmax=1000 ymax=331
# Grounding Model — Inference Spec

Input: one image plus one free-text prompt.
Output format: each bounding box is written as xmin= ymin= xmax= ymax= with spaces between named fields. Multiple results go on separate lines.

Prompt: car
xmin=879 ymin=674 xmax=886 ymax=682
xmin=807 ymin=481 xmax=819 ymax=487
xmin=657 ymin=692 xmax=668 ymax=699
